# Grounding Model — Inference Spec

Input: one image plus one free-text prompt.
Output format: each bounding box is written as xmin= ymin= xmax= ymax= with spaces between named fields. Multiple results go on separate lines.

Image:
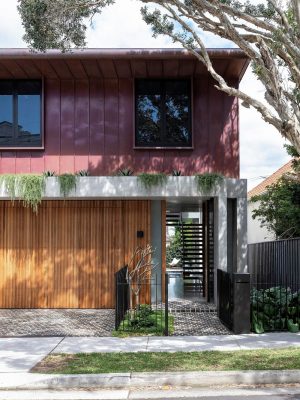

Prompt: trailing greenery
xmin=251 ymin=286 xmax=300 ymax=334
xmin=75 ymin=170 xmax=89 ymax=177
xmin=117 ymin=168 xmax=134 ymax=176
xmin=251 ymin=145 xmax=300 ymax=239
xmin=0 ymin=174 xmax=45 ymax=213
xmin=195 ymin=173 xmax=224 ymax=193
xmin=58 ymin=174 xmax=77 ymax=197
xmin=113 ymin=304 xmax=174 ymax=337
xmin=137 ymin=173 xmax=168 ymax=189
xmin=32 ymin=348 xmax=300 ymax=374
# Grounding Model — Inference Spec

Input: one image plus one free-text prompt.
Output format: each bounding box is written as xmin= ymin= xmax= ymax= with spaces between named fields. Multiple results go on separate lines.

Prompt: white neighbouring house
xmin=247 ymin=160 xmax=293 ymax=244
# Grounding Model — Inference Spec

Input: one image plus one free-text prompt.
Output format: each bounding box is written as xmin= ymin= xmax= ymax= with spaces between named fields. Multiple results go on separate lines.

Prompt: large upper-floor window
xmin=0 ymin=80 xmax=42 ymax=148
xmin=135 ymin=79 xmax=192 ymax=148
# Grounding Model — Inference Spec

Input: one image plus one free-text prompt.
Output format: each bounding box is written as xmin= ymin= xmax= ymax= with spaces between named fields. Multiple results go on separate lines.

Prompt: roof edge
xmin=0 ymin=47 xmax=248 ymax=60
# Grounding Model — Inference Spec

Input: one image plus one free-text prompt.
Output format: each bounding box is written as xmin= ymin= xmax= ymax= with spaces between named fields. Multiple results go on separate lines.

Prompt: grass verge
xmin=32 ymin=347 xmax=300 ymax=374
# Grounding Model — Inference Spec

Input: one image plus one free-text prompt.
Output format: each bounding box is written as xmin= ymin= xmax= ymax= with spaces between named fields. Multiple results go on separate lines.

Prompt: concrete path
xmin=0 ymin=337 xmax=62 ymax=373
xmin=0 ymin=332 xmax=299 ymax=373
xmin=53 ymin=332 xmax=300 ymax=354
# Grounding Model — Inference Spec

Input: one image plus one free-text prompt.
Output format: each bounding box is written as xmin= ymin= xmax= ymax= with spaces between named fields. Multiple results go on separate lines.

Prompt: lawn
xmin=113 ymin=306 xmax=174 ymax=337
xmin=32 ymin=347 xmax=300 ymax=374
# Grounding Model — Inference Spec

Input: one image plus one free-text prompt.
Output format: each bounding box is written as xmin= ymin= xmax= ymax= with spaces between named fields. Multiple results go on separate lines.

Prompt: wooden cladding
xmin=0 ymin=200 xmax=151 ymax=309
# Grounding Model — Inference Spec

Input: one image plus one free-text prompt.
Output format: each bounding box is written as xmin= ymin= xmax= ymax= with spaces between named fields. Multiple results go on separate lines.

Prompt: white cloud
xmin=0 ymin=0 xmax=291 ymax=190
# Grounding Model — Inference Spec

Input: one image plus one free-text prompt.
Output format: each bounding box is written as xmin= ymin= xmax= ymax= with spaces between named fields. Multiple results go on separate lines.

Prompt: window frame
xmin=0 ymin=79 xmax=44 ymax=150
xmin=134 ymin=78 xmax=193 ymax=150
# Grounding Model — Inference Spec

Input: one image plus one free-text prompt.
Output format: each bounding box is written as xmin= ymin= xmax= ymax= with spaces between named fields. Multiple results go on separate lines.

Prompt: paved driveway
xmin=0 ymin=309 xmax=115 ymax=337
xmin=0 ymin=306 xmax=229 ymax=337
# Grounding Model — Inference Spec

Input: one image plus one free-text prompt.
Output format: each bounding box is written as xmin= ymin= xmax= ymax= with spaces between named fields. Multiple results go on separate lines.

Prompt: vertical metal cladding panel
xmin=104 ymin=79 xmax=119 ymax=174
xmin=89 ymin=78 xmax=105 ymax=174
xmin=0 ymin=72 xmax=240 ymax=177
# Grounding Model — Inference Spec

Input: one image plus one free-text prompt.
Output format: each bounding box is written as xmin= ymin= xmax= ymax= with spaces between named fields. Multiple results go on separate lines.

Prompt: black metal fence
xmin=115 ymin=265 xmax=129 ymax=330
xmin=248 ymin=238 xmax=300 ymax=333
xmin=115 ymin=269 xmax=169 ymax=336
xmin=217 ymin=269 xmax=233 ymax=330
xmin=248 ymin=238 xmax=300 ymax=287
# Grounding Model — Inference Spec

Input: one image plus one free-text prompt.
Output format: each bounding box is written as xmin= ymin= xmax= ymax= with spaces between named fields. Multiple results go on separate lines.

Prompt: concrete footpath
xmin=0 ymin=332 xmax=299 ymax=392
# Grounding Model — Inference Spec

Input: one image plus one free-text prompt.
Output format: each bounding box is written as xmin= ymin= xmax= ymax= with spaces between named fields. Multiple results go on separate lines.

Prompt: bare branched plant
xmin=126 ymin=245 xmax=157 ymax=313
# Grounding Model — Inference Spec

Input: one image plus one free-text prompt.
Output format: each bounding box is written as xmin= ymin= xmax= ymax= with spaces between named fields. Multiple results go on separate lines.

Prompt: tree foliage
xmin=18 ymin=0 xmax=300 ymax=152
xmin=18 ymin=0 xmax=114 ymax=51
xmin=251 ymin=146 xmax=300 ymax=239
xmin=166 ymin=226 xmax=182 ymax=265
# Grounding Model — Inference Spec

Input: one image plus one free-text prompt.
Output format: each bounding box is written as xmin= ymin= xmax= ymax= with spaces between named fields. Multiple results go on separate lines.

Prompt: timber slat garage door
xmin=0 ymin=200 xmax=150 ymax=308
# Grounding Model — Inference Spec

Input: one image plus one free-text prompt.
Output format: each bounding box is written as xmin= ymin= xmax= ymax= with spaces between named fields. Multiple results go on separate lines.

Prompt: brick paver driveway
xmin=0 ymin=304 xmax=230 ymax=337
xmin=0 ymin=309 xmax=115 ymax=337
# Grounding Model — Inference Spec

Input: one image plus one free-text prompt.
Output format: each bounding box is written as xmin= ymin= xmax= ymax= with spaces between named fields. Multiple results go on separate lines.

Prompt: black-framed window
xmin=135 ymin=79 xmax=192 ymax=148
xmin=0 ymin=80 xmax=42 ymax=148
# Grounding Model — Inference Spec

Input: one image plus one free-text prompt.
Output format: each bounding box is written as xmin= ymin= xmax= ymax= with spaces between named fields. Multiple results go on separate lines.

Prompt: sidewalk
xmin=0 ymin=332 xmax=300 ymax=374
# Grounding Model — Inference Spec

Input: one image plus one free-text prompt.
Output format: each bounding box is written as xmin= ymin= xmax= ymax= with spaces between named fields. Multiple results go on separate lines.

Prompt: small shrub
xmin=117 ymin=168 xmax=134 ymax=176
xmin=138 ymin=173 xmax=168 ymax=189
xmin=76 ymin=170 xmax=89 ymax=177
xmin=172 ymin=169 xmax=182 ymax=176
xmin=195 ymin=173 xmax=224 ymax=193
xmin=43 ymin=171 xmax=56 ymax=177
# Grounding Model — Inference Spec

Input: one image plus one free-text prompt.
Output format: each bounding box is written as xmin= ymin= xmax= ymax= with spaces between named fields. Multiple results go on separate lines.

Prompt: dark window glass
xmin=135 ymin=79 xmax=192 ymax=147
xmin=0 ymin=80 xmax=42 ymax=148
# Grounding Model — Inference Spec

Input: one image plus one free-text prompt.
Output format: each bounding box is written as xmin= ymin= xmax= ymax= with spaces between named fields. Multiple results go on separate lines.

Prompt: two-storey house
xmin=0 ymin=48 xmax=249 ymax=310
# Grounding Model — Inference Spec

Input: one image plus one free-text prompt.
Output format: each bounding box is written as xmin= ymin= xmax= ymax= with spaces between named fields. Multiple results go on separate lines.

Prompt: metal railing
xmin=115 ymin=269 xmax=169 ymax=336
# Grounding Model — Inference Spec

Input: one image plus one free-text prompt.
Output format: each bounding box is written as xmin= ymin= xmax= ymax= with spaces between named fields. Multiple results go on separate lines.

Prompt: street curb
xmin=1 ymin=370 xmax=300 ymax=390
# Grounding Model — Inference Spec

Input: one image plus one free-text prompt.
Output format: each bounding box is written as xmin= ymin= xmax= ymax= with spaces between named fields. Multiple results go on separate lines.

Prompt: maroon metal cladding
xmin=0 ymin=51 xmax=247 ymax=177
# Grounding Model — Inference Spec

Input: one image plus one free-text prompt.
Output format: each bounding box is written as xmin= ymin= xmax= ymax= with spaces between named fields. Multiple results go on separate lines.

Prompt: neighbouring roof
xmin=0 ymin=48 xmax=249 ymax=81
xmin=248 ymin=160 xmax=293 ymax=198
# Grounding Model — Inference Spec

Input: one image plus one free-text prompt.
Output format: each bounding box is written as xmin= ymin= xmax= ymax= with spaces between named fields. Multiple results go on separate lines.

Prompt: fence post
xmin=115 ymin=272 xmax=118 ymax=331
xmin=232 ymin=273 xmax=250 ymax=334
xmin=164 ymin=273 xmax=169 ymax=336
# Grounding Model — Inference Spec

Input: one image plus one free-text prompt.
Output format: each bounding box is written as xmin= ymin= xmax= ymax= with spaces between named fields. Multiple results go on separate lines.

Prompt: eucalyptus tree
xmin=18 ymin=0 xmax=300 ymax=152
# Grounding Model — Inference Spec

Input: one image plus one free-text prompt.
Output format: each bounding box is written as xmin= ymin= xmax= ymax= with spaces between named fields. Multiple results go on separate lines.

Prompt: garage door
xmin=0 ymin=200 xmax=150 ymax=308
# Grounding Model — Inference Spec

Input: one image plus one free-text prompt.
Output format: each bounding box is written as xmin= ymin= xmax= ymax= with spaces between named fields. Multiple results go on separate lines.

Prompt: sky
xmin=0 ymin=0 xmax=290 ymax=189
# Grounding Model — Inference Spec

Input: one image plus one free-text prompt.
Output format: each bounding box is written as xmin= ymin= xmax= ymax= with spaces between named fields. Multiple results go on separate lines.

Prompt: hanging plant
xmin=58 ymin=173 xmax=77 ymax=197
xmin=137 ymin=173 xmax=168 ymax=189
xmin=0 ymin=174 xmax=17 ymax=199
xmin=18 ymin=175 xmax=45 ymax=212
xmin=0 ymin=174 xmax=45 ymax=213
xmin=195 ymin=173 xmax=224 ymax=193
